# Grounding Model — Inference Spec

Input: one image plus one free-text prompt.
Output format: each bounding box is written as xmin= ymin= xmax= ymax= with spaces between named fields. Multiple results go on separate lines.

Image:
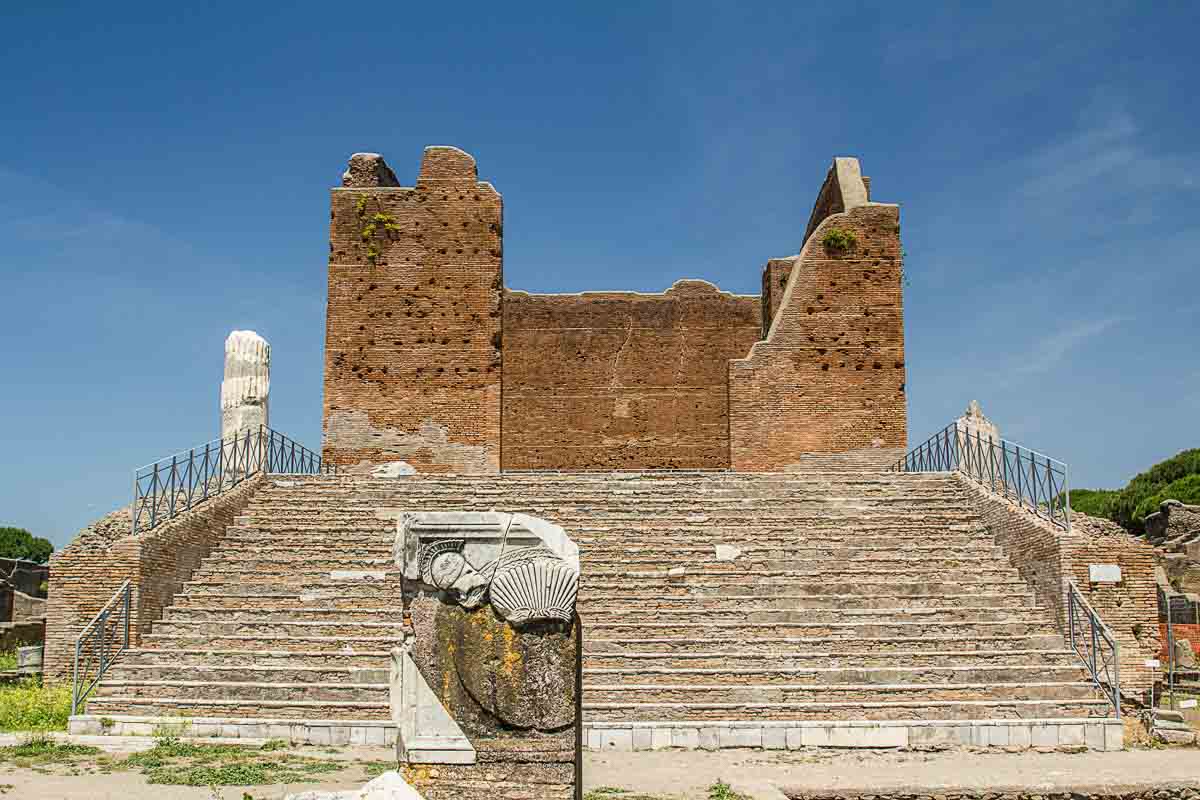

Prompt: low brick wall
xmin=958 ymin=476 xmax=1161 ymax=701
xmin=1162 ymin=623 xmax=1200 ymax=660
xmin=43 ymin=478 xmax=264 ymax=683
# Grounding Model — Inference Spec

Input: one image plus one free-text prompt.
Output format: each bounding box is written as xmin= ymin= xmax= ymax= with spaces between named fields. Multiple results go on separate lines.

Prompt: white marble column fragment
xmin=221 ymin=330 xmax=270 ymax=440
xmin=956 ymin=399 xmax=1001 ymax=446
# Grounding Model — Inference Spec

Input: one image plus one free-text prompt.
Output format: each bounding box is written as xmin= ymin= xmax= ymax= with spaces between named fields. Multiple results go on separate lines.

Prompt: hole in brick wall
xmin=806 ymin=307 xmax=815 ymax=314
xmin=358 ymin=325 xmax=365 ymax=331
xmin=439 ymin=248 xmax=447 ymax=254
xmin=441 ymin=337 xmax=450 ymax=345
xmin=437 ymin=367 xmax=444 ymax=373
xmin=821 ymin=364 xmax=829 ymax=371
xmin=873 ymin=362 xmax=882 ymax=369
xmin=441 ymin=195 xmax=448 ymax=201
xmin=894 ymin=361 xmax=904 ymax=368
xmin=456 ymin=248 xmax=463 ymax=254
xmin=356 ymin=295 xmax=363 ymax=301
xmin=899 ymin=382 xmax=906 ymax=393
xmin=385 ymin=312 xmax=393 ymax=317
xmin=369 ymin=284 xmax=377 ymax=290
xmin=474 ymin=194 xmax=481 ymax=201
xmin=442 ymin=222 xmax=449 ymax=227
xmin=817 ymin=349 xmax=826 ymax=355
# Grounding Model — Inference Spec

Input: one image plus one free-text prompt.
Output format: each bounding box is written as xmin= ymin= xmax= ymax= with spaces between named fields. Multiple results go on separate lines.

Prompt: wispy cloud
xmin=1014 ymin=315 xmax=1128 ymax=376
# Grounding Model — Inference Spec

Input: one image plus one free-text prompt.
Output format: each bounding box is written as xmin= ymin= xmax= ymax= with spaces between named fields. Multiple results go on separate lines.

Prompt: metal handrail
xmin=1067 ymin=580 xmax=1121 ymax=717
xmin=72 ymin=580 xmax=132 ymax=715
xmin=893 ymin=422 xmax=1071 ymax=531
xmin=131 ymin=425 xmax=331 ymax=533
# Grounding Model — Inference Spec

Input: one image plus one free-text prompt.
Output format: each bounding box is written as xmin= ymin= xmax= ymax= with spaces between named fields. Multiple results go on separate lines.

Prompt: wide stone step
xmin=186 ymin=568 xmax=402 ymax=583
xmin=96 ymin=679 xmax=389 ymax=703
xmin=580 ymin=607 xmax=1052 ymax=625
xmin=581 ymin=698 xmax=1111 ymax=722
xmin=583 ymin=649 xmax=1081 ymax=670
xmin=578 ymin=592 xmax=1035 ymax=611
xmin=181 ymin=578 xmax=402 ymax=594
xmin=83 ymin=696 xmax=391 ymax=720
xmin=581 ymin=556 xmax=1013 ymax=572
xmin=583 ymin=566 xmax=1019 ymax=582
xmin=148 ymin=620 xmax=405 ymax=638
xmin=585 ymin=620 xmax=1055 ymax=640
xmin=141 ymin=633 xmax=403 ymax=651
xmin=119 ymin=648 xmax=391 ymax=668
xmin=105 ymin=664 xmax=387 ymax=684
xmin=582 ymin=681 xmax=1099 ymax=704
xmin=163 ymin=605 xmax=400 ymax=623
xmin=577 ymin=579 xmax=1034 ymax=597
xmin=582 ymin=664 xmax=1088 ymax=685
xmin=584 ymin=633 xmax=1065 ymax=654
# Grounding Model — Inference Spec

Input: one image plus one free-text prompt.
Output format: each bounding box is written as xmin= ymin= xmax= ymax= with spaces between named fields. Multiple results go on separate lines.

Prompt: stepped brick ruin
xmin=322 ymin=148 xmax=906 ymax=473
xmin=44 ymin=146 xmax=1170 ymax=799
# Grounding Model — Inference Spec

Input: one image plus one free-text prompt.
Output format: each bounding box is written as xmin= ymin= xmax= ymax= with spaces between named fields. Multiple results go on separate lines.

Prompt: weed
xmin=259 ymin=738 xmax=289 ymax=752
xmin=122 ymin=736 xmax=346 ymax=787
xmin=0 ymin=679 xmax=71 ymax=732
xmin=99 ymin=716 xmax=115 ymax=731
xmin=361 ymin=759 xmax=394 ymax=778
xmin=821 ymin=227 xmax=857 ymax=252
xmin=0 ymin=733 xmax=99 ymax=768
xmin=708 ymin=780 xmax=750 ymax=800
xmin=0 ymin=652 xmax=14 ymax=672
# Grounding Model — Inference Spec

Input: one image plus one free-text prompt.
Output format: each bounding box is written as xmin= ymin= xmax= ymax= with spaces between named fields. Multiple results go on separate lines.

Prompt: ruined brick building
xmin=323 ymin=147 xmax=906 ymax=474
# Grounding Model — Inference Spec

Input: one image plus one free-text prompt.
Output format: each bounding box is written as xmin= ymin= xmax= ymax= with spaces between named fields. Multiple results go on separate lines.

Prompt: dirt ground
xmin=1 ymin=741 xmax=1199 ymax=800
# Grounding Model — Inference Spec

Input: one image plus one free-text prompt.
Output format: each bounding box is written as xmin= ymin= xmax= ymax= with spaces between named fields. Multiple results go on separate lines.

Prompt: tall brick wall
xmin=323 ymin=147 xmax=503 ymax=473
xmin=959 ymin=477 xmax=1161 ymax=701
xmin=43 ymin=479 xmax=262 ymax=682
xmin=730 ymin=200 xmax=907 ymax=471
xmin=321 ymin=150 xmax=908 ymax=473
xmin=502 ymin=281 xmax=760 ymax=470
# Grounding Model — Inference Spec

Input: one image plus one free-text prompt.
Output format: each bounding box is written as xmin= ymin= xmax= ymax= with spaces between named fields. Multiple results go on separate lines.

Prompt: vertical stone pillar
xmin=221 ymin=330 xmax=270 ymax=440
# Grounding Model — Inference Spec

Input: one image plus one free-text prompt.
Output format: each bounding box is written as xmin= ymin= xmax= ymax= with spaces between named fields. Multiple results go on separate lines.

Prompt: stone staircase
xmin=76 ymin=471 xmax=1116 ymax=749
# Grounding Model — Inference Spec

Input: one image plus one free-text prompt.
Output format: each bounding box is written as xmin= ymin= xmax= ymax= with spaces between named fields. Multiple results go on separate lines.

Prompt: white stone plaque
xmin=1144 ymin=659 xmax=1161 ymax=668
xmin=1089 ymin=564 xmax=1122 ymax=583
xmin=1180 ymin=699 xmax=1198 ymax=709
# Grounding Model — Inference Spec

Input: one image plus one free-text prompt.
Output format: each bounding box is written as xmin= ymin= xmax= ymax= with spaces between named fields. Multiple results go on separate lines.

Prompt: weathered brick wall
xmin=323 ymin=147 xmax=503 ymax=474
xmin=760 ymin=257 xmax=797 ymax=339
xmin=502 ymin=280 xmax=761 ymax=470
xmin=959 ymin=477 xmax=1161 ymax=699
xmin=43 ymin=479 xmax=262 ymax=682
xmin=730 ymin=202 xmax=907 ymax=470
xmin=1161 ymin=623 xmax=1200 ymax=659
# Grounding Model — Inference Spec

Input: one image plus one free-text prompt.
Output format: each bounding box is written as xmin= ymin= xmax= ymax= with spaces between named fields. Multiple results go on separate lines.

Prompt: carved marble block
xmin=379 ymin=510 xmax=581 ymax=800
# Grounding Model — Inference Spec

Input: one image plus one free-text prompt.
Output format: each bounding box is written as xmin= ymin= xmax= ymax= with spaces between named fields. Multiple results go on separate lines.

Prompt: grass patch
xmin=0 ymin=679 xmax=71 ymax=732
xmin=0 ymin=734 xmax=99 ymax=768
xmin=0 ymin=652 xmax=15 ymax=672
xmin=584 ymin=788 xmax=671 ymax=800
xmin=821 ymin=227 xmax=857 ymax=252
xmin=121 ymin=735 xmax=346 ymax=786
xmin=708 ymin=781 xmax=751 ymax=800
xmin=362 ymin=759 xmax=395 ymax=779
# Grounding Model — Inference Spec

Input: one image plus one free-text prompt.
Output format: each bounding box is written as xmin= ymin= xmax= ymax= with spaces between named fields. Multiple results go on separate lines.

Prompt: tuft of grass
xmin=121 ymin=735 xmax=345 ymax=786
xmin=0 ymin=652 xmax=15 ymax=672
xmin=0 ymin=733 xmax=99 ymax=767
xmin=708 ymin=780 xmax=750 ymax=800
xmin=821 ymin=227 xmax=857 ymax=252
xmin=0 ymin=679 xmax=71 ymax=732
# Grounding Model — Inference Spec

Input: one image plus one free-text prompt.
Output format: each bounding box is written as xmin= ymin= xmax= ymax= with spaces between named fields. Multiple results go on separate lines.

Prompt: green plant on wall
xmin=821 ymin=227 xmax=857 ymax=252
xmin=355 ymin=197 xmax=398 ymax=266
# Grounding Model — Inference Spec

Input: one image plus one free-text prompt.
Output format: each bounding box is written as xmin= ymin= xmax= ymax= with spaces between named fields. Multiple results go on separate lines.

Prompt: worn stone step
xmin=105 ymin=664 xmax=387 ymax=684
xmin=148 ymin=620 xmax=405 ymax=639
xmin=119 ymin=648 xmax=391 ymax=669
xmin=583 ymin=566 xmax=1019 ymax=583
xmin=581 ymin=607 xmax=1053 ymax=625
xmin=585 ymin=620 xmax=1055 ymax=640
xmin=584 ymin=633 xmax=1065 ymax=654
xmin=578 ymin=592 xmax=1036 ymax=611
xmin=163 ymin=606 xmax=400 ymax=623
xmin=583 ymin=649 xmax=1081 ymax=670
xmin=82 ymin=696 xmax=391 ymax=720
xmin=583 ymin=681 xmax=1099 ymax=704
xmin=96 ymin=680 xmax=389 ymax=703
xmin=580 ymin=698 xmax=1111 ymax=722
xmin=141 ymin=633 xmax=403 ymax=651
xmin=583 ymin=664 xmax=1088 ymax=685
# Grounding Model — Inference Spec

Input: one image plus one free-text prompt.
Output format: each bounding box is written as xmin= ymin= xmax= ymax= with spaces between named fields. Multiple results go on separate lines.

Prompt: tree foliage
xmin=0 ymin=527 xmax=54 ymax=563
xmin=1067 ymin=488 xmax=1120 ymax=519
xmin=1109 ymin=448 xmax=1200 ymax=531
xmin=1132 ymin=473 xmax=1200 ymax=528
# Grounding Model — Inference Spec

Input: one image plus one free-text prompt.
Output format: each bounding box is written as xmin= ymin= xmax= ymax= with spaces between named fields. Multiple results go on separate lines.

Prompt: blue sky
xmin=2 ymin=2 xmax=1197 ymax=548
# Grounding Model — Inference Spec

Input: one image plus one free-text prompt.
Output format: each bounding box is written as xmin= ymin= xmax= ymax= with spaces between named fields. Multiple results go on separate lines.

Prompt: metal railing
xmin=72 ymin=580 xmax=132 ymax=715
xmin=1067 ymin=580 xmax=1121 ymax=717
xmin=132 ymin=425 xmax=330 ymax=533
xmin=893 ymin=423 xmax=1071 ymax=531
xmin=1157 ymin=584 xmax=1200 ymax=708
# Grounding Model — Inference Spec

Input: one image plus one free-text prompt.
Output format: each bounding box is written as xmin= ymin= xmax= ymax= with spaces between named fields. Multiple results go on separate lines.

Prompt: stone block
xmin=632 ymin=728 xmax=653 ymax=752
xmin=600 ymin=729 xmax=632 ymax=752
xmin=330 ymin=726 xmax=351 ymax=745
xmin=586 ymin=728 xmax=601 ymax=751
xmin=1105 ymin=722 xmax=1124 ymax=752
xmin=719 ymin=727 xmax=761 ymax=749
xmin=349 ymin=727 xmax=367 ymax=745
xmin=220 ymin=724 xmax=240 ymax=739
xmin=801 ymin=726 xmax=832 ymax=747
xmin=125 ymin=723 xmax=154 ymax=736
xmin=672 ymin=728 xmax=700 ymax=749
xmin=785 ymin=728 xmax=804 ymax=750
xmin=909 ymin=725 xmax=956 ymax=748
xmin=1085 ymin=723 xmax=1106 ymax=751
xmin=1030 ymin=724 xmax=1058 ymax=747
xmin=240 ymin=724 xmax=267 ymax=740
xmin=69 ymin=719 xmax=100 ymax=735
xmin=762 ymin=727 xmax=787 ymax=750
xmin=365 ymin=726 xmax=386 ymax=746
xmin=193 ymin=724 xmax=220 ymax=738
xmin=308 ymin=726 xmax=332 ymax=746
xmin=650 ymin=728 xmax=672 ymax=750
xmin=828 ymin=726 xmax=906 ymax=748
xmin=698 ymin=727 xmax=719 ymax=751
xmin=1058 ymin=724 xmax=1085 ymax=747
xmin=1008 ymin=724 xmax=1031 ymax=750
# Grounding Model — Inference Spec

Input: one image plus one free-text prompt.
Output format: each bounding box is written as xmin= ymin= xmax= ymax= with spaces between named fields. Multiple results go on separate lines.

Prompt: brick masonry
xmin=503 ymin=281 xmax=760 ymax=469
xmin=321 ymin=148 xmax=907 ymax=472
xmin=959 ymin=476 xmax=1161 ymax=700
xmin=43 ymin=478 xmax=263 ymax=682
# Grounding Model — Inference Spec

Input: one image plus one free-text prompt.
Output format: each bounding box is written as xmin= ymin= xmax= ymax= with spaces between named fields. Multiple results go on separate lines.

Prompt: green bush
xmin=1132 ymin=473 xmax=1200 ymax=529
xmin=821 ymin=227 xmax=857 ymax=252
xmin=0 ymin=527 xmax=53 ymax=563
xmin=1068 ymin=488 xmax=1120 ymax=519
xmin=1109 ymin=448 xmax=1200 ymax=532
xmin=0 ymin=679 xmax=72 ymax=732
